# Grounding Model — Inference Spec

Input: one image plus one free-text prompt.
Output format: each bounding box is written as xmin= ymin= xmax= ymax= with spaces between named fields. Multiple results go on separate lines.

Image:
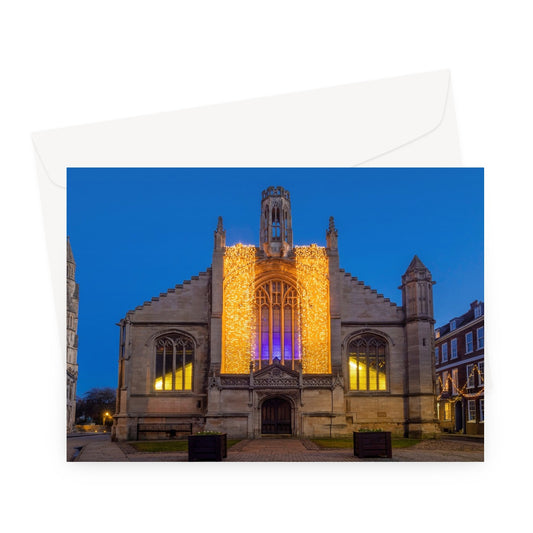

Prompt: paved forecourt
xmin=71 ymin=435 xmax=483 ymax=462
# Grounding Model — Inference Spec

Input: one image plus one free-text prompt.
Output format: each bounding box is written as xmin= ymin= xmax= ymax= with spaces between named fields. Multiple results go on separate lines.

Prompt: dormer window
xmin=435 ymin=329 xmax=440 ymax=339
xmin=474 ymin=305 xmax=482 ymax=319
xmin=450 ymin=320 xmax=456 ymax=331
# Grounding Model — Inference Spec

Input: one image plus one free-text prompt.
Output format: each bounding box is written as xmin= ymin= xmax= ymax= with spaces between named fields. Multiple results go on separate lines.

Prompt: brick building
xmin=435 ymin=301 xmax=484 ymax=435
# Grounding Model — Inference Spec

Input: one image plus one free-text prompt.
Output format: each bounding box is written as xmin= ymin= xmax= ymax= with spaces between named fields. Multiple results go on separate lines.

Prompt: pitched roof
xmin=435 ymin=300 xmax=484 ymax=337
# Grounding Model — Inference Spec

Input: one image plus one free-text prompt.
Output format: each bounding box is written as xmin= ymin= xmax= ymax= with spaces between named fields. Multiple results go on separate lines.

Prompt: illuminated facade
xmin=113 ymin=186 xmax=438 ymax=441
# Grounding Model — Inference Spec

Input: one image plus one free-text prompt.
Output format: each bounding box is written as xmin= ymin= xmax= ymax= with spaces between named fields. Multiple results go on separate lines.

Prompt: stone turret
xmin=210 ymin=216 xmax=226 ymax=374
xmin=400 ymin=255 xmax=438 ymax=438
xmin=260 ymin=186 xmax=293 ymax=258
xmin=326 ymin=216 xmax=338 ymax=251
xmin=214 ymin=216 xmax=226 ymax=251
xmin=401 ymin=255 xmax=435 ymax=321
xmin=326 ymin=216 xmax=341 ymax=373
xmin=66 ymin=238 xmax=79 ymax=433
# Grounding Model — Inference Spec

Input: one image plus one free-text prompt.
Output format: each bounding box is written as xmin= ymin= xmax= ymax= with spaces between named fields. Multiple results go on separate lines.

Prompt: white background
xmin=1 ymin=1 xmax=531 ymax=531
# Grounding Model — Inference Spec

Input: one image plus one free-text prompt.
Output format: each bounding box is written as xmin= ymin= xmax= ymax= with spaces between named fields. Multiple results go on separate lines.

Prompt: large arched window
xmin=154 ymin=334 xmax=194 ymax=391
xmin=348 ymin=334 xmax=387 ymax=391
xmin=254 ymin=279 xmax=300 ymax=370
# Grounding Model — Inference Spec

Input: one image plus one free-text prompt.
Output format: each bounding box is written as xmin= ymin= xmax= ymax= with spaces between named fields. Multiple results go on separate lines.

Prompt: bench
xmin=137 ymin=423 xmax=192 ymax=438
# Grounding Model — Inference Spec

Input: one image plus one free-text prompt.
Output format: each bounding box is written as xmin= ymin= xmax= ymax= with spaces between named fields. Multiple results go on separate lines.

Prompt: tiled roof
xmin=436 ymin=300 xmax=484 ymax=337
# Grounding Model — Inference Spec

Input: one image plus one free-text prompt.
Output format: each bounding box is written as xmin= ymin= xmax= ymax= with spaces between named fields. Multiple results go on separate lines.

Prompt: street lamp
xmin=102 ymin=411 xmax=111 ymax=430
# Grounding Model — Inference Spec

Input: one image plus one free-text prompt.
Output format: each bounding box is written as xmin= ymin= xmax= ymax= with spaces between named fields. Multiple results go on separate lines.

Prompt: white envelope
xmin=32 ymin=69 xmax=460 ymax=341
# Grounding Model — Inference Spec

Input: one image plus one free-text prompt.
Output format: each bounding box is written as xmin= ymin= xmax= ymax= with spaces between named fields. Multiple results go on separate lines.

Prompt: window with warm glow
xmin=254 ymin=279 xmax=300 ymax=370
xmin=466 ymin=363 xmax=475 ymax=389
xmin=154 ymin=334 xmax=194 ymax=391
xmin=442 ymin=370 xmax=449 ymax=392
xmin=451 ymin=368 xmax=458 ymax=395
xmin=444 ymin=402 xmax=451 ymax=420
xmin=467 ymin=400 xmax=476 ymax=422
xmin=478 ymin=361 xmax=484 ymax=386
xmin=348 ymin=334 xmax=387 ymax=391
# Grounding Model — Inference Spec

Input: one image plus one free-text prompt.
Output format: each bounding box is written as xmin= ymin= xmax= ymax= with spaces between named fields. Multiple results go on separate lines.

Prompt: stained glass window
xmin=348 ymin=334 xmax=387 ymax=391
xmin=154 ymin=334 xmax=194 ymax=391
xmin=254 ymin=279 xmax=300 ymax=370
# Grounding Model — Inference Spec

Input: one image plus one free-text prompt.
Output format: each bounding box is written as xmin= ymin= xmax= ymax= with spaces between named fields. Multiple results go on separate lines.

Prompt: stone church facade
xmin=67 ymin=238 xmax=79 ymax=433
xmin=112 ymin=186 xmax=438 ymax=441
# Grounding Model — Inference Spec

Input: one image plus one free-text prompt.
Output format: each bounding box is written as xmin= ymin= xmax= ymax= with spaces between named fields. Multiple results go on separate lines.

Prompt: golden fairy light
xmin=295 ymin=245 xmax=331 ymax=373
xmin=437 ymin=363 xmax=485 ymax=400
xmin=222 ymin=244 xmax=256 ymax=373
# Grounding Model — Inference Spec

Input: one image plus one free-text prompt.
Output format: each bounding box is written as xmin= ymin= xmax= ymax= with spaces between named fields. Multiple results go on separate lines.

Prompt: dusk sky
xmin=67 ymin=167 xmax=483 ymax=397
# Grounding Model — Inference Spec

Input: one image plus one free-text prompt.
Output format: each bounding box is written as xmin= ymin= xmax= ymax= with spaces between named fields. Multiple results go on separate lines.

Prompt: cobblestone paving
xmin=72 ymin=435 xmax=483 ymax=462
xmin=226 ymin=438 xmax=363 ymax=462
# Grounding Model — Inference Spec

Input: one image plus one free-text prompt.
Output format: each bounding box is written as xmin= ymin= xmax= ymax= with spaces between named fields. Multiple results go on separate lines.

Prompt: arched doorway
xmin=261 ymin=397 xmax=292 ymax=435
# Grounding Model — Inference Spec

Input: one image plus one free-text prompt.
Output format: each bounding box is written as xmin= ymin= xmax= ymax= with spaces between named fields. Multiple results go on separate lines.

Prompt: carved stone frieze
xmin=253 ymin=366 xmax=299 ymax=388
xmin=303 ymin=375 xmax=336 ymax=388
xmin=220 ymin=376 xmax=250 ymax=388
xmin=254 ymin=376 xmax=299 ymax=388
xmin=255 ymin=390 xmax=299 ymax=403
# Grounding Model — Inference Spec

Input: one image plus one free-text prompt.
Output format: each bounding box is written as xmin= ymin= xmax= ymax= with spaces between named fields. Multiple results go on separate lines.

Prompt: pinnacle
xmin=406 ymin=254 xmax=427 ymax=272
xmin=67 ymin=237 xmax=75 ymax=263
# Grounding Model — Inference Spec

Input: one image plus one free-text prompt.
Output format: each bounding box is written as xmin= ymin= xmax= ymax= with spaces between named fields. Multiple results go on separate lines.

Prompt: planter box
xmin=354 ymin=431 xmax=392 ymax=458
xmin=188 ymin=434 xmax=227 ymax=462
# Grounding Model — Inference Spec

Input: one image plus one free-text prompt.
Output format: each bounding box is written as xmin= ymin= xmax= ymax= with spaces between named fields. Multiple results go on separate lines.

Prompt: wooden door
xmin=261 ymin=397 xmax=292 ymax=434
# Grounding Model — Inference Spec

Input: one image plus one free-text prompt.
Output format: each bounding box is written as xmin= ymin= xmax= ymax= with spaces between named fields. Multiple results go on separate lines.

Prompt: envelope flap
xmin=33 ymin=70 xmax=452 ymax=187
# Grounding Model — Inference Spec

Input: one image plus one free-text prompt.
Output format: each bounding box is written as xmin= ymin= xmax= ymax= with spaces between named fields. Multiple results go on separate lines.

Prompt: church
xmin=112 ymin=186 xmax=438 ymax=441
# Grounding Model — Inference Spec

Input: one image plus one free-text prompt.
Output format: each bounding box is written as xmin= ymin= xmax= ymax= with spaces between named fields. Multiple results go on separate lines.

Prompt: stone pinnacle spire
xmin=260 ymin=186 xmax=293 ymax=258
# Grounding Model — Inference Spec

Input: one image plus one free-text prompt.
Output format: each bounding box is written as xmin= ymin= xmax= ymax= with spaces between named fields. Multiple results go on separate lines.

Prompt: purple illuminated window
xmin=254 ymin=279 xmax=300 ymax=370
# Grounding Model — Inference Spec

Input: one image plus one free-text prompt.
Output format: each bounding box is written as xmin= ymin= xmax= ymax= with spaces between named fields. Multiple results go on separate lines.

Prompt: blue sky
xmin=67 ymin=167 xmax=483 ymax=396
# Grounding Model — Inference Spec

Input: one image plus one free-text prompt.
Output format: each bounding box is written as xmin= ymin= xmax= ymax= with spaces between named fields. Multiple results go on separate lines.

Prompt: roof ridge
xmin=348 ymin=276 xmax=399 ymax=309
xmin=125 ymin=267 xmax=211 ymax=316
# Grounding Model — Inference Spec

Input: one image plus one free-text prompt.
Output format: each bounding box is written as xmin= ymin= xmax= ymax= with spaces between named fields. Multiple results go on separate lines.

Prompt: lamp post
xmin=102 ymin=411 xmax=111 ymax=430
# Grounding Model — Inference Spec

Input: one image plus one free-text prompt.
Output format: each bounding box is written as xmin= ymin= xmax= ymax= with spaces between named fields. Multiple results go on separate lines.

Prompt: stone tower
xmin=400 ymin=255 xmax=439 ymax=437
xmin=326 ymin=216 xmax=342 ymax=374
xmin=209 ymin=216 xmax=226 ymax=376
xmin=67 ymin=238 xmax=79 ymax=433
xmin=260 ymin=186 xmax=293 ymax=258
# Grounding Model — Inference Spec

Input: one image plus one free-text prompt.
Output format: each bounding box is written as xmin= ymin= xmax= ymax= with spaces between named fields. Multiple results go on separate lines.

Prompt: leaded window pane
xmin=184 ymin=344 xmax=193 ymax=390
xmin=254 ymin=279 xmax=300 ymax=370
xmin=284 ymin=305 xmax=292 ymax=361
xmin=155 ymin=345 xmax=164 ymax=391
xmin=163 ymin=342 xmax=173 ymax=390
xmin=348 ymin=334 xmax=388 ymax=391
xmin=272 ymin=306 xmax=281 ymax=359
xmin=261 ymin=305 xmax=269 ymax=363
xmin=153 ymin=334 xmax=194 ymax=392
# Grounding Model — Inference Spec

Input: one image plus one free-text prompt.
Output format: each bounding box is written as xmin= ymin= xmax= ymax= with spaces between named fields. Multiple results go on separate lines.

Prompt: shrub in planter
xmin=353 ymin=430 xmax=392 ymax=458
xmin=188 ymin=432 xmax=227 ymax=462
